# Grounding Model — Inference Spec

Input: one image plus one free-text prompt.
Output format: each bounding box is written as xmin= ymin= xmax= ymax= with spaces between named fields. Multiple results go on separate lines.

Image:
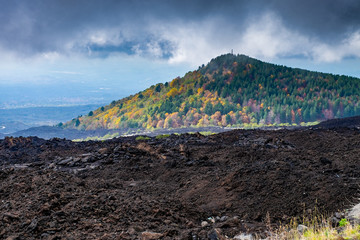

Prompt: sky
xmin=1 ymin=0 xmax=360 ymax=108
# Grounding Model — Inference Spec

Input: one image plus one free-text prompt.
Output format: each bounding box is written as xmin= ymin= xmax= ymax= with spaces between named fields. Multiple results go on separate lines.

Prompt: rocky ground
xmin=0 ymin=118 xmax=360 ymax=239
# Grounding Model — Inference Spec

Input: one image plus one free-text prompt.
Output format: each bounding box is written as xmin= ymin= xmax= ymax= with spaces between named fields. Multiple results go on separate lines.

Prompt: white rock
xmin=297 ymin=224 xmax=308 ymax=233
xmin=348 ymin=201 xmax=360 ymax=220
xmin=220 ymin=215 xmax=229 ymax=222
xmin=201 ymin=221 xmax=209 ymax=227
xmin=233 ymin=233 xmax=254 ymax=240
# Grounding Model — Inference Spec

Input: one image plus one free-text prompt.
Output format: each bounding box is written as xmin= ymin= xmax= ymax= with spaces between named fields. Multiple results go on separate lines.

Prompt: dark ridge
xmin=315 ymin=115 xmax=360 ymax=129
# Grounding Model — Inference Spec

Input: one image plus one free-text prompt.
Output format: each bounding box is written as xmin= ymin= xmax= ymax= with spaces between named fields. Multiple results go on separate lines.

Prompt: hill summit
xmin=63 ymin=54 xmax=360 ymax=130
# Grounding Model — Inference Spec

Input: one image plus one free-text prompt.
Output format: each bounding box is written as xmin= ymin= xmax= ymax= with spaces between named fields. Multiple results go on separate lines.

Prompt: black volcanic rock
xmin=315 ymin=115 xmax=360 ymax=129
xmin=0 ymin=122 xmax=359 ymax=239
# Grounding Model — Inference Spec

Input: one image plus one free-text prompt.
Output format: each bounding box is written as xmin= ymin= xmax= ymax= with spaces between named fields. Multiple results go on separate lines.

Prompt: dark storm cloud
xmin=0 ymin=0 xmax=359 ymax=59
xmin=269 ymin=0 xmax=360 ymax=42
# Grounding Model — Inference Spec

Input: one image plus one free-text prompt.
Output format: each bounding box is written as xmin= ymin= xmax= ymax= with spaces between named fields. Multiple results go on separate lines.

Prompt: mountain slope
xmin=63 ymin=54 xmax=360 ymax=130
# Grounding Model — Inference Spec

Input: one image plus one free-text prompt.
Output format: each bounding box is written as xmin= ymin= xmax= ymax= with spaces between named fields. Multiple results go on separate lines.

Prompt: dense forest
xmin=63 ymin=54 xmax=360 ymax=130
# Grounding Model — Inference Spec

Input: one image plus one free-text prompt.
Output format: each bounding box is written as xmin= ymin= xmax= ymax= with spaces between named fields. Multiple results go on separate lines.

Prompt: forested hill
xmin=63 ymin=54 xmax=360 ymax=130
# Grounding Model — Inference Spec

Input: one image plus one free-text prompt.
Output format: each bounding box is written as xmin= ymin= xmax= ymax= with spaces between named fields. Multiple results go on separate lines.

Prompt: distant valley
xmin=0 ymin=104 xmax=103 ymax=135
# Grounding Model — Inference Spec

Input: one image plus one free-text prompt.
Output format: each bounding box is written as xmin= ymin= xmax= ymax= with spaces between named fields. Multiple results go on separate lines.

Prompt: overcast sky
xmin=1 ymin=0 xmax=360 ymax=107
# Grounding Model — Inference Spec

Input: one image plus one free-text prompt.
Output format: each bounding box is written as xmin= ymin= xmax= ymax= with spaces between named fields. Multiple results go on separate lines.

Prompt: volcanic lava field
xmin=0 ymin=119 xmax=360 ymax=239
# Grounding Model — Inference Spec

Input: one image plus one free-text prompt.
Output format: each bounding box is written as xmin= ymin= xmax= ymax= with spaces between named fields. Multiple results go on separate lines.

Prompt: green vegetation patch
xmin=266 ymin=215 xmax=360 ymax=240
xmin=155 ymin=134 xmax=171 ymax=139
xmin=199 ymin=131 xmax=216 ymax=136
xmin=135 ymin=136 xmax=151 ymax=141
xmin=73 ymin=132 xmax=119 ymax=142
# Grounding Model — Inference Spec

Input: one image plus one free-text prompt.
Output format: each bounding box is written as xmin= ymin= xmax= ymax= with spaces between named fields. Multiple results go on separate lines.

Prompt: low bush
xmin=155 ymin=134 xmax=170 ymax=139
xmin=135 ymin=136 xmax=151 ymax=141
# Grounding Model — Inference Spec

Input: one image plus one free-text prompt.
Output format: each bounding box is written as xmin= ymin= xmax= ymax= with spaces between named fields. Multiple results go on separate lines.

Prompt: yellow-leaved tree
xmin=167 ymin=88 xmax=179 ymax=98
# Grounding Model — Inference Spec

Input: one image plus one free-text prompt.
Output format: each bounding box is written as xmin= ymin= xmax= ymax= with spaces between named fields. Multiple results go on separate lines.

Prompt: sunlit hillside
xmin=63 ymin=54 xmax=360 ymax=130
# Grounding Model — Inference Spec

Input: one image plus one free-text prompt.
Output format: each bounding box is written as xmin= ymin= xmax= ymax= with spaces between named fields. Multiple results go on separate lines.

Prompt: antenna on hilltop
xmin=231 ymin=49 xmax=233 ymax=54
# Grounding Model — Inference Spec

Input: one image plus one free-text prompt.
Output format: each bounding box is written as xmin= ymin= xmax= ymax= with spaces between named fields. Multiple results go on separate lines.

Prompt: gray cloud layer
xmin=1 ymin=0 xmax=360 ymax=63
